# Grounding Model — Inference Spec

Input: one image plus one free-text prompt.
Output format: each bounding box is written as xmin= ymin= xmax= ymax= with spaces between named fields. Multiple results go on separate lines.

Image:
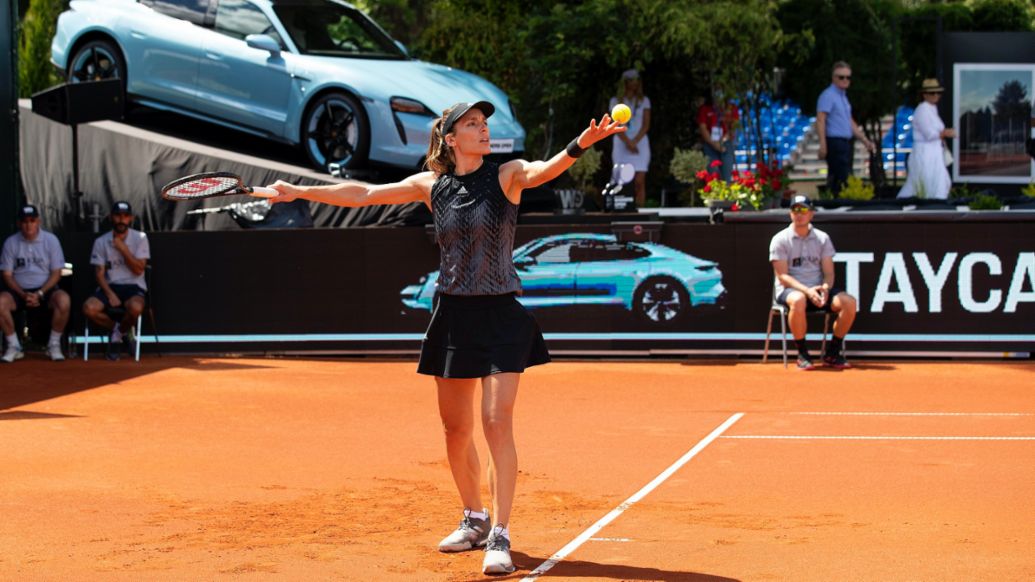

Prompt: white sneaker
xmin=47 ymin=343 xmax=65 ymax=362
xmin=2 ymin=345 xmax=24 ymax=363
xmin=482 ymin=526 xmax=515 ymax=575
xmin=438 ymin=509 xmax=491 ymax=552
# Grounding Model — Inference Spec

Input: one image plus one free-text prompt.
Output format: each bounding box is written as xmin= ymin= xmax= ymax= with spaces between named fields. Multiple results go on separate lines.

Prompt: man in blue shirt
xmin=816 ymin=61 xmax=876 ymax=197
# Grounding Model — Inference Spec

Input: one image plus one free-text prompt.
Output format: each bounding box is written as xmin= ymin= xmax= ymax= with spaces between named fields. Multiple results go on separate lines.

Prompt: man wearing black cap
xmin=769 ymin=195 xmax=857 ymax=369
xmin=83 ymin=201 xmax=151 ymax=361
xmin=0 ymin=205 xmax=71 ymax=362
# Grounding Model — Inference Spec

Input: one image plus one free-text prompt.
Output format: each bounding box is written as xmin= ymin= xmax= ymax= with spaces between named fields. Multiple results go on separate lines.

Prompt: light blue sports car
xmin=401 ymin=233 xmax=727 ymax=325
xmin=50 ymin=0 xmax=525 ymax=171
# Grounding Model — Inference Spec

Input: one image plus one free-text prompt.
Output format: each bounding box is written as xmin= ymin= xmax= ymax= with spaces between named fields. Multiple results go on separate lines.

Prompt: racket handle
xmin=248 ymin=186 xmax=279 ymax=198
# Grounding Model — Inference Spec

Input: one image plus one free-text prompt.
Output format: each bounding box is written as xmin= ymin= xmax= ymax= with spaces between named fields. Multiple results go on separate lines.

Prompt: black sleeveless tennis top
xmin=431 ymin=161 xmax=521 ymax=296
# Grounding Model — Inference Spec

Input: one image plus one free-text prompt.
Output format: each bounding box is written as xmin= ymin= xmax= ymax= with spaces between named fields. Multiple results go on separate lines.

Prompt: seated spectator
xmin=82 ymin=201 xmax=150 ymax=361
xmin=769 ymin=195 xmax=856 ymax=370
xmin=0 ymin=205 xmax=71 ymax=362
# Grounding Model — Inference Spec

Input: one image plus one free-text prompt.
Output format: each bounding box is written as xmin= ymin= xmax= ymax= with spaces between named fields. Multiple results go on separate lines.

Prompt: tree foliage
xmin=18 ymin=0 xmax=66 ymax=97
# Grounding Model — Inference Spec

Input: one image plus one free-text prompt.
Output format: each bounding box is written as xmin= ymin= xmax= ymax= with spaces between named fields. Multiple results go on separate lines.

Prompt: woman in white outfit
xmin=609 ymin=68 xmax=652 ymax=207
xmin=897 ymin=78 xmax=956 ymax=200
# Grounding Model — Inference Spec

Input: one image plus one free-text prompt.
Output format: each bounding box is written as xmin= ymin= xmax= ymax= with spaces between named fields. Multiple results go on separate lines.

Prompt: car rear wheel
xmin=68 ymin=39 xmax=125 ymax=89
xmin=302 ymin=91 xmax=369 ymax=172
xmin=633 ymin=277 xmax=690 ymax=325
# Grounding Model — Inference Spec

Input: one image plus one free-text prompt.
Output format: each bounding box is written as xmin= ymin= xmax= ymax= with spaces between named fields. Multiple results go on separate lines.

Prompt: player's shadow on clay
xmin=489 ymin=552 xmax=741 ymax=581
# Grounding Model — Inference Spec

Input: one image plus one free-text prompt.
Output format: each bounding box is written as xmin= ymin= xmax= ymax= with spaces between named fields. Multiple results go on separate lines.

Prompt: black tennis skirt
xmin=417 ymin=293 xmax=551 ymax=379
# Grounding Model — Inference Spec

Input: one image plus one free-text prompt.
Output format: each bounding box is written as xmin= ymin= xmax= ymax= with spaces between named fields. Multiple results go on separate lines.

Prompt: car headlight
xmin=390 ymin=97 xmax=435 ymax=116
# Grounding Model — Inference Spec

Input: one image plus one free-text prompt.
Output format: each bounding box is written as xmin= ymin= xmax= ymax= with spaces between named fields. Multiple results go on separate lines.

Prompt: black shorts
xmin=777 ymin=287 xmax=846 ymax=313
xmin=417 ymin=293 xmax=551 ymax=379
xmin=10 ymin=287 xmax=54 ymax=312
xmin=92 ymin=284 xmax=146 ymax=307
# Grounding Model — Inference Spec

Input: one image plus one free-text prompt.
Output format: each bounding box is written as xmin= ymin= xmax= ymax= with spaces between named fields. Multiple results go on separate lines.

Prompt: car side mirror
xmin=246 ymin=34 xmax=281 ymax=55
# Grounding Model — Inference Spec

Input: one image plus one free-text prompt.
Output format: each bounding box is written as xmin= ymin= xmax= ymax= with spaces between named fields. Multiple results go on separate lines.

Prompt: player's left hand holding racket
xmin=161 ymin=172 xmax=279 ymax=201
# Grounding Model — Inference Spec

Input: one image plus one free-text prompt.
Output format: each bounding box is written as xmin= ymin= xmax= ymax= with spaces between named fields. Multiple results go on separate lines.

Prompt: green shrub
xmin=839 ymin=176 xmax=874 ymax=201
xmin=968 ymin=193 xmax=1002 ymax=210
xmin=1022 ymin=182 xmax=1035 ymax=198
xmin=669 ymin=148 xmax=709 ymax=185
xmin=568 ymin=147 xmax=601 ymax=192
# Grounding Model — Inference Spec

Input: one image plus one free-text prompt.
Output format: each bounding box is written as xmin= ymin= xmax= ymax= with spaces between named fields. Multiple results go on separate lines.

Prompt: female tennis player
xmin=268 ymin=101 xmax=624 ymax=575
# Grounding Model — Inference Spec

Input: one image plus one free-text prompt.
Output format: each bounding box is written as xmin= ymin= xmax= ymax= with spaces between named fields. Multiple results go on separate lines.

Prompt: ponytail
xmin=425 ymin=108 xmax=457 ymax=175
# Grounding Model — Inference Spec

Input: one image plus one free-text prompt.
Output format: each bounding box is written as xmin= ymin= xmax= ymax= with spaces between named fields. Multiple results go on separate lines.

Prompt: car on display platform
xmin=400 ymin=233 xmax=728 ymax=326
xmin=50 ymin=0 xmax=525 ymax=172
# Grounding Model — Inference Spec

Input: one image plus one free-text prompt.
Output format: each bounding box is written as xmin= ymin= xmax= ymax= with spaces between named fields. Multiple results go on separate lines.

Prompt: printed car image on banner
xmin=400 ymin=233 xmax=728 ymax=328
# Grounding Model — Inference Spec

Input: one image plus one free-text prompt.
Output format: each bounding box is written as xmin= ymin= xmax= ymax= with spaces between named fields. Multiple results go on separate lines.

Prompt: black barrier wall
xmin=60 ymin=214 xmax=1035 ymax=356
xmin=1 ymin=0 xmax=20 ymax=237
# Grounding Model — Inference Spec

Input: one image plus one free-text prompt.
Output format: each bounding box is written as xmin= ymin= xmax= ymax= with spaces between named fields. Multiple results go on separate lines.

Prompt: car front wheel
xmin=68 ymin=39 xmax=125 ymax=90
xmin=633 ymin=277 xmax=690 ymax=325
xmin=302 ymin=92 xmax=369 ymax=173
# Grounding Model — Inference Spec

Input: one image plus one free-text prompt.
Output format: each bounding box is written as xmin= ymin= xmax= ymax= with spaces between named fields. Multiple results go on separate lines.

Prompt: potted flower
xmin=696 ymin=159 xmax=792 ymax=211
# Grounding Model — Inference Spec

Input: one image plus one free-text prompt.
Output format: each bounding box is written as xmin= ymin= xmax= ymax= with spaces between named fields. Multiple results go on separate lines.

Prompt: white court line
xmin=521 ymin=413 xmax=744 ymax=581
xmin=788 ymin=411 xmax=1033 ymax=417
xmin=722 ymin=435 xmax=1035 ymax=441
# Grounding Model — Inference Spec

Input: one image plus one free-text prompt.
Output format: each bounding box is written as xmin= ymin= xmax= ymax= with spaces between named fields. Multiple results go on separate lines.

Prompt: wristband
xmin=565 ymin=138 xmax=586 ymax=158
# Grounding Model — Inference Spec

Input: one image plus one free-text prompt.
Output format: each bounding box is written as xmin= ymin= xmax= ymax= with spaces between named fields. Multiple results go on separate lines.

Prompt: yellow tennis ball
xmin=611 ymin=103 xmax=632 ymax=124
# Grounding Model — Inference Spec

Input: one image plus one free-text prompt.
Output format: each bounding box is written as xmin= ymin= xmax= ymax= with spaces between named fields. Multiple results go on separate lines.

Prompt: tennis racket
xmin=161 ymin=172 xmax=278 ymax=201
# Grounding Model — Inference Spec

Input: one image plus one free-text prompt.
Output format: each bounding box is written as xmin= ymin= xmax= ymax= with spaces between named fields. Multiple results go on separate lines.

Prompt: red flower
xmin=709 ymin=159 xmax=723 ymax=168
xmin=696 ymin=170 xmax=710 ymax=181
xmin=703 ymin=184 xmax=712 ymax=193
xmin=730 ymin=203 xmax=741 ymax=211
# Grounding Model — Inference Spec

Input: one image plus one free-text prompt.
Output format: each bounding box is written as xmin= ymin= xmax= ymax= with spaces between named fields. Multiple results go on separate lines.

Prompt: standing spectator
xmin=82 ymin=201 xmax=151 ymax=361
xmin=0 ymin=205 xmax=70 ymax=362
xmin=897 ymin=79 xmax=955 ymax=200
xmin=697 ymin=91 xmax=739 ymax=183
xmin=609 ymin=68 xmax=652 ymax=207
xmin=816 ymin=61 xmax=876 ymax=197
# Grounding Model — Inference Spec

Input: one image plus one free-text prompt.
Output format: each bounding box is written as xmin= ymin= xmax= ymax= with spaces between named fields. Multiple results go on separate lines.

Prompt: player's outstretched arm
xmin=502 ymin=114 xmax=626 ymax=200
xmin=268 ymin=172 xmax=434 ymax=208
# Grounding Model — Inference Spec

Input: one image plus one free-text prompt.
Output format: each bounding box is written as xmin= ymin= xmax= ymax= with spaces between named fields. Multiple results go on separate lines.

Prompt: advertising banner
xmin=65 ymin=218 xmax=1035 ymax=355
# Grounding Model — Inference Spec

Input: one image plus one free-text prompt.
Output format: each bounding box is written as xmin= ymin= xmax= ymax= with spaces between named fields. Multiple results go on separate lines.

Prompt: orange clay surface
xmin=1 ymin=356 xmax=1034 ymax=581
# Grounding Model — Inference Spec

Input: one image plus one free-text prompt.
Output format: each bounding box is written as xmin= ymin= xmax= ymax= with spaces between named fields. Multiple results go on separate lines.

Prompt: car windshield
xmin=272 ymin=0 xmax=406 ymax=58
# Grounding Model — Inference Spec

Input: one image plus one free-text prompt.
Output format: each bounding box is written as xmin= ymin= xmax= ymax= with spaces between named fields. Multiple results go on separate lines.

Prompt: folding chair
xmin=763 ymin=288 xmax=832 ymax=368
xmin=82 ymin=266 xmax=159 ymax=362
xmin=83 ymin=307 xmax=143 ymax=361
xmin=9 ymin=262 xmax=75 ymax=356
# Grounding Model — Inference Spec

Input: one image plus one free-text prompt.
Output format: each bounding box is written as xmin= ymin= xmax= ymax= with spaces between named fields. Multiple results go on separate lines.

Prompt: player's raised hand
xmin=576 ymin=114 xmax=626 ymax=149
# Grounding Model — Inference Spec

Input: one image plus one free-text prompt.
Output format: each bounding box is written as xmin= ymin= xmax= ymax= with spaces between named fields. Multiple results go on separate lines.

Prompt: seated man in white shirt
xmin=0 ymin=205 xmax=71 ymax=362
xmin=769 ymin=195 xmax=857 ymax=370
xmin=82 ymin=201 xmax=151 ymax=361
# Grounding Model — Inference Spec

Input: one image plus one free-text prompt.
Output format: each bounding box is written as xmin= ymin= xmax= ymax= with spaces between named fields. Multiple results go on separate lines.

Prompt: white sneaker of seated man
xmin=2 ymin=344 xmax=24 ymax=363
xmin=47 ymin=342 xmax=65 ymax=362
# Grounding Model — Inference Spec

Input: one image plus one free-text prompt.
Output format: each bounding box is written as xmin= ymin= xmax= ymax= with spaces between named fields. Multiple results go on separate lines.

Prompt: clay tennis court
xmin=2 ymin=357 xmax=1033 ymax=580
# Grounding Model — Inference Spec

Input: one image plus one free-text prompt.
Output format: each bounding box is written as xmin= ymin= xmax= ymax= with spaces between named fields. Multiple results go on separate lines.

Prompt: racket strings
xmin=165 ymin=175 xmax=239 ymax=200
